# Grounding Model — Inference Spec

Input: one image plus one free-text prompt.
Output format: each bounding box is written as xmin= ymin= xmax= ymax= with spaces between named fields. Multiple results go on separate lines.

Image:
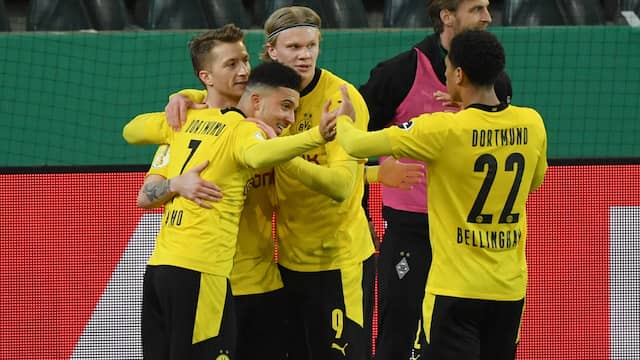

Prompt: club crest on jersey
xmin=298 ymin=113 xmax=312 ymax=132
xmin=254 ymin=132 xmax=265 ymax=141
xmin=398 ymin=120 xmax=414 ymax=130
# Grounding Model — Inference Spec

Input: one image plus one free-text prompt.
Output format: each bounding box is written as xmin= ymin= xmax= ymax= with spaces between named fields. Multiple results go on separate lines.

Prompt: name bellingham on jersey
xmin=336 ymin=102 xmax=548 ymax=300
xmin=457 ymin=227 xmax=522 ymax=250
xmin=460 ymin=126 xmax=529 ymax=250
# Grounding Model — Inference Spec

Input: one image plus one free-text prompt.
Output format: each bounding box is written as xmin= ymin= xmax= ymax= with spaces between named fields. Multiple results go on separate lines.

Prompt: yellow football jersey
xmin=171 ymin=76 xmax=376 ymax=272
xmin=129 ymin=108 xmax=326 ymax=277
xmin=339 ymin=103 xmax=547 ymax=300
xmin=146 ymin=145 xmax=282 ymax=295
xmin=275 ymin=69 xmax=374 ymax=271
xmin=230 ymin=167 xmax=281 ymax=295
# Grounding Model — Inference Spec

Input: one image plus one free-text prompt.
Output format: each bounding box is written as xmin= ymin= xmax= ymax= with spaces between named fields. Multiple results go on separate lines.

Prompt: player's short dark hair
xmin=449 ymin=30 xmax=505 ymax=87
xmin=189 ymin=24 xmax=245 ymax=75
xmin=247 ymin=62 xmax=301 ymax=92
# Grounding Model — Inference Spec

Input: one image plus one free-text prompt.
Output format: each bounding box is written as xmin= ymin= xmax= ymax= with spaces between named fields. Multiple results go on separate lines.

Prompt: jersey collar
xmin=466 ymin=103 xmax=509 ymax=112
xmin=221 ymin=107 xmax=247 ymax=117
xmin=300 ymin=68 xmax=322 ymax=97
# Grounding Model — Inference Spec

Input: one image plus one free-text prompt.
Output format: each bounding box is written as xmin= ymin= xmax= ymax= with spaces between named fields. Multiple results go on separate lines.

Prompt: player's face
xmin=202 ymin=41 xmax=250 ymax=100
xmin=255 ymin=87 xmax=300 ymax=136
xmin=267 ymin=27 xmax=320 ymax=87
xmin=444 ymin=56 xmax=462 ymax=102
xmin=451 ymin=0 xmax=492 ymax=34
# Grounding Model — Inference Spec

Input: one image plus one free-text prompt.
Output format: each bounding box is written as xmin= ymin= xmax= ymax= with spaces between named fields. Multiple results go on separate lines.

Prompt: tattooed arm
xmin=137 ymin=161 xmax=223 ymax=210
xmin=137 ymin=174 xmax=175 ymax=209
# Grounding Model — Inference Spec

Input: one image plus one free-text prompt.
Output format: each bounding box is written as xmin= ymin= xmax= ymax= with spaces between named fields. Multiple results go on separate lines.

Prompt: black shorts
xmin=235 ymin=288 xmax=287 ymax=360
xmin=142 ymin=265 xmax=236 ymax=360
xmin=412 ymin=294 xmax=524 ymax=360
xmin=279 ymin=255 xmax=375 ymax=360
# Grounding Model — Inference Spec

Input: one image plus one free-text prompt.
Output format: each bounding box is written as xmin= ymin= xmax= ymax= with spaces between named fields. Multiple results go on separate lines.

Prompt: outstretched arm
xmin=279 ymin=155 xmax=423 ymax=202
xmin=267 ymin=92 xmax=354 ymax=201
xmin=122 ymin=112 xmax=172 ymax=145
xmin=331 ymin=83 xmax=395 ymax=159
xmin=242 ymin=125 xmax=328 ymax=170
xmin=336 ymin=116 xmax=393 ymax=159
xmin=277 ymin=157 xmax=357 ymax=202
xmin=240 ymin=97 xmax=338 ymax=170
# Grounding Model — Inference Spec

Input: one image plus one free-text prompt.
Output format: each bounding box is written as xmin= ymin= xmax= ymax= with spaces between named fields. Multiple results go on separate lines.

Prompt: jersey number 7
xmin=467 ymin=153 xmax=524 ymax=224
xmin=179 ymin=139 xmax=202 ymax=175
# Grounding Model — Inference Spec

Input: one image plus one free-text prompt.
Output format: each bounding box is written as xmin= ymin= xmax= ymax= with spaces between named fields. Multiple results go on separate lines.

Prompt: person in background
xmin=337 ymin=29 xmax=547 ymax=360
xmin=358 ymin=1 xmax=512 ymax=358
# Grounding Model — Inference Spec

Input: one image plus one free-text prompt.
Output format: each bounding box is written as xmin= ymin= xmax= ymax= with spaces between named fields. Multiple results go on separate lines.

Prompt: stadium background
xmin=1 ymin=0 xmax=639 ymax=359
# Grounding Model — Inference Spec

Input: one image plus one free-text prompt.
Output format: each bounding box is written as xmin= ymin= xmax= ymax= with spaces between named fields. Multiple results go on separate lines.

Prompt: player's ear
xmin=198 ymin=70 xmax=212 ymax=87
xmin=250 ymin=92 xmax=262 ymax=112
xmin=440 ymin=8 xmax=453 ymax=27
xmin=455 ymin=67 xmax=464 ymax=85
xmin=266 ymin=43 xmax=278 ymax=61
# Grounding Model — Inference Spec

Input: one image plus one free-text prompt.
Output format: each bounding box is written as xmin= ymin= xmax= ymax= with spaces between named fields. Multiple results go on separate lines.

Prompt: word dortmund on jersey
xmin=339 ymin=103 xmax=547 ymax=300
xmin=127 ymin=108 xmax=326 ymax=278
xmin=166 ymin=76 xmax=375 ymax=272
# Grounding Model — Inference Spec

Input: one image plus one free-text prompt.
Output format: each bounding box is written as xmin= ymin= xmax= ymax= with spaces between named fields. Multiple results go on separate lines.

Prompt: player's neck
xmin=460 ymin=86 xmax=500 ymax=109
xmin=205 ymin=90 xmax=240 ymax=109
xmin=235 ymin=96 xmax=254 ymax=118
xmin=439 ymin=30 xmax=454 ymax=52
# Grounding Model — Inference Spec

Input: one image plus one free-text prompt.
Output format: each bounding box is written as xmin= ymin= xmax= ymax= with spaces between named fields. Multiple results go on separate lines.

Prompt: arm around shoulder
xmin=174 ymin=89 xmax=207 ymax=103
xmin=122 ymin=112 xmax=172 ymax=145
